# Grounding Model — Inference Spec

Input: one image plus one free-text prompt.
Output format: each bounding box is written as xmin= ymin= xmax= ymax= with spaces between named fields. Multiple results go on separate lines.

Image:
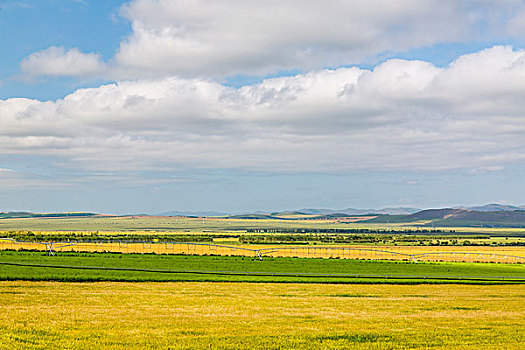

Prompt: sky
xmin=1 ymin=0 xmax=525 ymax=214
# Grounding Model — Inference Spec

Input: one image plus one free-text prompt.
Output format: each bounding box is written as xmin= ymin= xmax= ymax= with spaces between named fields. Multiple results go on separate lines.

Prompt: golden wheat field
xmin=0 ymin=282 xmax=523 ymax=350
xmin=1 ymin=239 xmax=524 ymax=263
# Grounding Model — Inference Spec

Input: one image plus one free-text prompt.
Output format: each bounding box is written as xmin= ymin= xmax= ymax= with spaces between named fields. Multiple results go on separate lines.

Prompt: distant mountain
xmin=437 ymin=209 xmax=525 ymax=227
xmin=296 ymin=207 xmax=420 ymax=216
xmin=295 ymin=208 xmax=338 ymax=215
xmin=369 ymin=207 xmax=422 ymax=215
xmin=158 ymin=210 xmax=229 ymax=217
xmin=465 ymin=203 xmax=524 ymax=212
xmin=367 ymin=208 xmax=525 ymax=227
xmin=405 ymin=208 xmax=463 ymax=221
xmin=270 ymin=211 xmax=308 ymax=216
xmin=230 ymin=214 xmax=277 ymax=219
xmin=156 ymin=204 xmax=525 ymax=219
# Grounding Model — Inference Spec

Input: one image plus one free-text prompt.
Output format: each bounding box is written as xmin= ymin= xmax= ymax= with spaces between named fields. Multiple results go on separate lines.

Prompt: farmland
xmin=0 ymin=215 xmax=351 ymax=232
xmin=2 ymin=240 xmax=524 ymax=263
xmin=0 ymin=281 xmax=523 ymax=349
xmin=1 ymin=215 xmax=524 ymax=266
xmin=0 ymin=251 xmax=523 ymax=283
xmin=1 ymin=215 xmax=525 ymax=236
xmin=1 ymin=215 xmax=524 ymax=349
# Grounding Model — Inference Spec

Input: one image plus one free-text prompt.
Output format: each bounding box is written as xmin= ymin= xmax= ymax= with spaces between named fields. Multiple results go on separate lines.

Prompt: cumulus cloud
xmin=20 ymin=46 xmax=106 ymax=78
xmin=2 ymin=46 xmax=525 ymax=175
xmin=113 ymin=0 xmax=476 ymax=78
xmin=19 ymin=1 xmax=525 ymax=80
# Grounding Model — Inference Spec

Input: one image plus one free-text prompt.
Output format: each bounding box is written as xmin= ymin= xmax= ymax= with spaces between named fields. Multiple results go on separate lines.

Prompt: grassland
xmin=0 ymin=251 xmax=523 ymax=283
xmin=0 ymin=216 xmax=348 ymax=232
xmin=2 ymin=215 xmax=524 ymax=234
xmin=0 ymin=281 xmax=523 ymax=349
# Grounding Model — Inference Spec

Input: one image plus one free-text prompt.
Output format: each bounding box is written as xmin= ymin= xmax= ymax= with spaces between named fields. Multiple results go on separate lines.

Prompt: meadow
xmin=0 ymin=281 xmax=523 ymax=349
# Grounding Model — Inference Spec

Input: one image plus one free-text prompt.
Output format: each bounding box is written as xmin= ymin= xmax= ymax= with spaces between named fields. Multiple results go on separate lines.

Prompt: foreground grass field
xmin=0 ymin=282 xmax=523 ymax=349
xmin=0 ymin=251 xmax=523 ymax=283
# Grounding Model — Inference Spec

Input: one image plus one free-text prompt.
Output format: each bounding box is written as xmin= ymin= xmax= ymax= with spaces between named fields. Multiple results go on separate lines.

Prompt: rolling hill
xmin=464 ymin=203 xmax=524 ymax=212
xmin=0 ymin=212 xmax=97 ymax=219
xmin=2 ymin=203 xmax=525 ymax=228
xmin=367 ymin=208 xmax=525 ymax=227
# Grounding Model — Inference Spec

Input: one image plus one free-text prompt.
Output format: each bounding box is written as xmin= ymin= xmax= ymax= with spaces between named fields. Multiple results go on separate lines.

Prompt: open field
xmin=2 ymin=239 xmax=524 ymax=263
xmin=0 ymin=281 xmax=523 ymax=349
xmin=0 ymin=216 xmax=348 ymax=232
xmin=0 ymin=251 xmax=523 ymax=283
xmin=1 ymin=217 xmax=524 ymax=349
xmin=5 ymin=231 xmax=525 ymax=250
xmin=1 ymin=216 xmax=525 ymax=236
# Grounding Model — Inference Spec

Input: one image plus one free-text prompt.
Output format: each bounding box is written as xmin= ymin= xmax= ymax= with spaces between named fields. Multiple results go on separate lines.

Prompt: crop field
xmin=0 ymin=251 xmax=524 ymax=283
xmin=2 ymin=239 xmax=524 ymax=263
xmin=0 ymin=281 xmax=523 ymax=349
xmin=0 ymin=217 xmax=524 ymax=349
xmin=2 ymin=215 xmax=525 ymax=236
xmin=0 ymin=216 xmax=348 ymax=232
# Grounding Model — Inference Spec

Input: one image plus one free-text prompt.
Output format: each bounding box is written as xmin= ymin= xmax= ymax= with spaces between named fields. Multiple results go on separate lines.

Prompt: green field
xmin=0 ymin=251 xmax=523 ymax=284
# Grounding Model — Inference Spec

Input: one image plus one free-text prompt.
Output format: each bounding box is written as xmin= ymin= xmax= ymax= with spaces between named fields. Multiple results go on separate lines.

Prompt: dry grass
xmin=0 ymin=282 xmax=523 ymax=349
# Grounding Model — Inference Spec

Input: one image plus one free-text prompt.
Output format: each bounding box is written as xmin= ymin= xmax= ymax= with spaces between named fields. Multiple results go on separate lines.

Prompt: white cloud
xmin=113 ymin=0 xmax=475 ymax=78
xmin=20 ymin=46 xmax=106 ymax=78
xmin=2 ymin=46 xmax=525 ymax=175
xmin=19 ymin=1 xmax=525 ymax=80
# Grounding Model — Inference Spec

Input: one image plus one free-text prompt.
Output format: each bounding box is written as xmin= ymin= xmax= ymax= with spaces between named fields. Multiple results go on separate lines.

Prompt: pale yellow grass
xmin=0 ymin=282 xmax=523 ymax=349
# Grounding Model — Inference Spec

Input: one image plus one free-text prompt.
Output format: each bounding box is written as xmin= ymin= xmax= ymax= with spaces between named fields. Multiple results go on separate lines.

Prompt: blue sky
xmin=1 ymin=0 xmax=525 ymax=213
xmin=0 ymin=0 xmax=128 ymax=100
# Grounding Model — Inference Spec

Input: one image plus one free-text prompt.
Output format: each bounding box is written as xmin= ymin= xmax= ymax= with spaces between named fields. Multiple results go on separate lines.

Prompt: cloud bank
xmin=114 ymin=0 xmax=474 ymax=78
xmin=19 ymin=0 xmax=525 ymax=79
xmin=3 ymin=46 xmax=525 ymax=175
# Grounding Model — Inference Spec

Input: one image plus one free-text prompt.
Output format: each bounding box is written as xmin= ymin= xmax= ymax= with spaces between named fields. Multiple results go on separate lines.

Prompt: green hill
xmin=0 ymin=212 xmax=97 ymax=219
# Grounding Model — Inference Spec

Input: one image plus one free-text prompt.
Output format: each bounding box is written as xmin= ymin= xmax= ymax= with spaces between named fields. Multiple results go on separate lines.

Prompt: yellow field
xmin=0 ymin=282 xmax=523 ymax=349
xmin=1 ymin=239 xmax=524 ymax=263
